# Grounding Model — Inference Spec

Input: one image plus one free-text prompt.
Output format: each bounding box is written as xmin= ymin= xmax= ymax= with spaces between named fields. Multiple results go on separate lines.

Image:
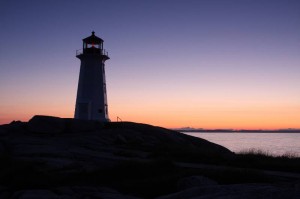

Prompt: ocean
xmin=184 ymin=132 xmax=300 ymax=157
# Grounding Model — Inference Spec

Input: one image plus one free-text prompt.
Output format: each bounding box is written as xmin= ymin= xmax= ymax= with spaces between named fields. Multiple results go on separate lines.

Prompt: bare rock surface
xmin=9 ymin=186 xmax=141 ymax=199
xmin=156 ymin=184 xmax=298 ymax=199
xmin=0 ymin=115 xmax=234 ymax=172
xmin=0 ymin=115 xmax=298 ymax=198
xmin=177 ymin=176 xmax=218 ymax=190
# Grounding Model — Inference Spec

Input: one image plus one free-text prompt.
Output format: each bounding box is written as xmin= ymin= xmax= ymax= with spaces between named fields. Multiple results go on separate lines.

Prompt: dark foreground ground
xmin=0 ymin=115 xmax=299 ymax=198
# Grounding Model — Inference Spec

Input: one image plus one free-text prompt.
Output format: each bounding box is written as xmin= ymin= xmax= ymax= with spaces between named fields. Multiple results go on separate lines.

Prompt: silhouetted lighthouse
xmin=74 ymin=31 xmax=110 ymax=122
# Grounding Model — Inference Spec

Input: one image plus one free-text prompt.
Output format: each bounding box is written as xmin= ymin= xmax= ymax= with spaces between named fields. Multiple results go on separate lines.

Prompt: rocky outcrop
xmin=156 ymin=183 xmax=298 ymax=199
xmin=0 ymin=115 xmax=234 ymax=173
xmin=0 ymin=186 xmax=141 ymax=199
xmin=177 ymin=176 xmax=218 ymax=190
xmin=0 ymin=115 xmax=298 ymax=198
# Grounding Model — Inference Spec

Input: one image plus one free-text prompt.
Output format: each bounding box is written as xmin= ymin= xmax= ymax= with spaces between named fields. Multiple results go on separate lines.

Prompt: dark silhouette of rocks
xmin=156 ymin=183 xmax=298 ymax=199
xmin=1 ymin=116 xmax=233 ymax=172
xmin=0 ymin=115 xmax=299 ymax=198
xmin=177 ymin=176 xmax=218 ymax=190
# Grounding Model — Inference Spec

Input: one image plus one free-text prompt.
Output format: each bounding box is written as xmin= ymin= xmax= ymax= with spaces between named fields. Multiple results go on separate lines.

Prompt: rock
xmin=65 ymin=118 xmax=104 ymax=133
xmin=156 ymin=184 xmax=298 ymax=199
xmin=28 ymin=115 xmax=65 ymax=134
xmin=115 ymin=134 xmax=128 ymax=144
xmin=177 ymin=175 xmax=218 ymax=190
xmin=1 ymin=116 xmax=234 ymax=174
xmin=0 ymin=186 xmax=9 ymax=199
xmin=0 ymin=115 xmax=240 ymax=198
xmin=0 ymin=141 xmax=6 ymax=158
xmin=63 ymin=186 xmax=141 ymax=199
xmin=9 ymin=120 xmax=23 ymax=125
xmin=0 ymin=128 xmax=7 ymax=136
xmin=0 ymin=116 xmax=234 ymax=176
xmin=295 ymin=183 xmax=300 ymax=196
xmin=0 ymin=120 xmax=24 ymax=134
xmin=9 ymin=187 xmax=141 ymax=199
xmin=12 ymin=189 xmax=59 ymax=199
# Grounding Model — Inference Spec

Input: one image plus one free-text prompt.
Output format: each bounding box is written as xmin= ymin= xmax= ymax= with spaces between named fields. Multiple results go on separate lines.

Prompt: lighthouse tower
xmin=74 ymin=31 xmax=110 ymax=122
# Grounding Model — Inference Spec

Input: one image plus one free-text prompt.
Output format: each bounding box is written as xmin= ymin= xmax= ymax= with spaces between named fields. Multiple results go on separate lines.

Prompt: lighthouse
xmin=74 ymin=31 xmax=110 ymax=122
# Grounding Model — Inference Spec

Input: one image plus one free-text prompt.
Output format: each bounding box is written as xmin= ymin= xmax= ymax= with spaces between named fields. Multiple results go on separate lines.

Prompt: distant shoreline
xmin=176 ymin=130 xmax=300 ymax=133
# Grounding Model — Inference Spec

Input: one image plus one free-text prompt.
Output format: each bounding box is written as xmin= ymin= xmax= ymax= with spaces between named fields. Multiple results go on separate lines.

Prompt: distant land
xmin=173 ymin=127 xmax=300 ymax=133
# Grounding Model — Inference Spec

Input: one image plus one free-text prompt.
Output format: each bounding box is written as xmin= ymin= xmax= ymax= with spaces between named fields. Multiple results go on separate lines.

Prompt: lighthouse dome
xmin=83 ymin=31 xmax=103 ymax=44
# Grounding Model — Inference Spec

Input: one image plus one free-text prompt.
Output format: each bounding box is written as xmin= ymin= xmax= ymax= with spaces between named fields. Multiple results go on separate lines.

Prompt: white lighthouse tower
xmin=74 ymin=31 xmax=110 ymax=122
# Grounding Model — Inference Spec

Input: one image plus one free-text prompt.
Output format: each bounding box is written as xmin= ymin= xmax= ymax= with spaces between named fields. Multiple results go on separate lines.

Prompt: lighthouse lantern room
xmin=74 ymin=31 xmax=110 ymax=122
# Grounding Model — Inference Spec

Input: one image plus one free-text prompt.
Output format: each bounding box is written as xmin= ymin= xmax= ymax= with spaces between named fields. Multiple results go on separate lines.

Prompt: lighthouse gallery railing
xmin=76 ymin=49 xmax=109 ymax=56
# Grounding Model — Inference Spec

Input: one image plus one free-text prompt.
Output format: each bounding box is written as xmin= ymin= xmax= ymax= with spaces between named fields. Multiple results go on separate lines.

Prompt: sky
xmin=0 ymin=0 xmax=299 ymax=129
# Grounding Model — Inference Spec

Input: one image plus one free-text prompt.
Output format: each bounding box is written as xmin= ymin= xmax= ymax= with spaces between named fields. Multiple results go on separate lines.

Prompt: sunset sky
xmin=0 ymin=0 xmax=299 ymax=129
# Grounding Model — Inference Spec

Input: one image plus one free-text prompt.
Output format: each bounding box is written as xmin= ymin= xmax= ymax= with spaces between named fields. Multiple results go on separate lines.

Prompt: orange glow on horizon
xmin=1 ymin=111 xmax=300 ymax=131
xmin=1 ymin=97 xmax=299 ymax=130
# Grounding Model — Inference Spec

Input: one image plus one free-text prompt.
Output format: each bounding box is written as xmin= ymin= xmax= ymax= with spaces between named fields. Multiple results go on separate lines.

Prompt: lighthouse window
xmin=87 ymin=43 xmax=99 ymax=48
